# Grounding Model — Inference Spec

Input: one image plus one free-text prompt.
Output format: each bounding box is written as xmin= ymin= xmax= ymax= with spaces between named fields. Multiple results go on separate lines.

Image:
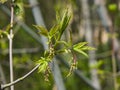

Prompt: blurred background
xmin=0 ymin=0 xmax=120 ymax=90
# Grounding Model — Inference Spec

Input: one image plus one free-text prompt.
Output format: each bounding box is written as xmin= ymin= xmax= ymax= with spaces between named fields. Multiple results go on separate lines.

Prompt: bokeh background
xmin=0 ymin=0 xmax=120 ymax=90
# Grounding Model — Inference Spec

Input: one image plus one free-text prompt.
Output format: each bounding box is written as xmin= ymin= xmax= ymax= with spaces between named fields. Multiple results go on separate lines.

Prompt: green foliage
xmin=90 ymin=60 xmax=104 ymax=69
xmin=73 ymin=42 xmax=96 ymax=57
xmin=36 ymin=57 xmax=49 ymax=73
xmin=57 ymin=9 xmax=71 ymax=40
xmin=14 ymin=0 xmax=24 ymax=21
xmin=0 ymin=24 xmax=11 ymax=38
xmin=0 ymin=30 xmax=8 ymax=38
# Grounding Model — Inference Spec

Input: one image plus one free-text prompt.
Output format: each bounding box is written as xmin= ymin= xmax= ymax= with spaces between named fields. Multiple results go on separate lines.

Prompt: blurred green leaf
xmin=0 ymin=0 xmax=7 ymax=4
xmin=108 ymin=4 xmax=117 ymax=11
xmin=0 ymin=30 xmax=8 ymax=37
xmin=90 ymin=60 xmax=104 ymax=69
xmin=14 ymin=0 xmax=24 ymax=21
xmin=6 ymin=24 xmax=11 ymax=31
xmin=55 ymin=41 xmax=69 ymax=47
xmin=15 ymin=5 xmax=21 ymax=15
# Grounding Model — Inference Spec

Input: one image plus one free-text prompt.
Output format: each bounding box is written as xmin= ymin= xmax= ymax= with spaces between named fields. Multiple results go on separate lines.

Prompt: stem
xmin=9 ymin=2 xmax=14 ymax=90
xmin=111 ymin=29 xmax=118 ymax=90
xmin=1 ymin=64 xmax=40 ymax=89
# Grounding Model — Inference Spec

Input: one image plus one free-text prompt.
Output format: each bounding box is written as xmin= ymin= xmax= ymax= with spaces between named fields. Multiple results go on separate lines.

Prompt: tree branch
xmin=8 ymin=1 xmax=14 ymax=90
xmin=1 ymin=64 xmax=40 ymax=89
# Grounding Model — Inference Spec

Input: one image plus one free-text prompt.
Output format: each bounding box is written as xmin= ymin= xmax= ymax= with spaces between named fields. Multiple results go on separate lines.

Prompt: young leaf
xmin=73 ymin=42 xmax=88 ymax=49
xmin=36 ymin=57 xmax=48 ymax=73
xmin=57 ymin=9 xmax=72 ymax=40
xmin=0 ymin=30 xmax=8 ymax=37
xmin=49 ymin=24 xmax=59 ymax=38
xmin=14 ymin=0 xmax=24 ymax=21
xmin=73 ymin=48 xmax=88 ymax=57
xmin=55 ymin=41 xmax=69 ymax=47
xmin=80 ymin=46 xmax=96 ymax=50
xmin=6 ymin=24 xmax=11 ymax=32
xmin=33 ymin=25 xmax=48 ymax=37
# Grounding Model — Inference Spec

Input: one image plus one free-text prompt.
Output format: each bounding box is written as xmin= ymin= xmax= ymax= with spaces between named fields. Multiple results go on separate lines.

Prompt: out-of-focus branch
xmin=56 ymin=55 xmax=98 ymax=90
xmin=80 ymin=0 xmax=101 ymax=90
xmin=94 ymin=1 xmax=118 ymax=90
xmin=1 ymin=6 xmax=43 ymax=45
xmin=0 ymin=48 xmax=40 ymax=54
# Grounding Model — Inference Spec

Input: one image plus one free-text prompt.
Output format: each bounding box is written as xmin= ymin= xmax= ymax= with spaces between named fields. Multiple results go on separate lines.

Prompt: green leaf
xmin=57 ymin=9 xmax=72 ymax=40
xmin=14 ymin=0 xmax=24 ymax=21
xmin=55 ymin=41 xmax=69 ymax=47
xmin=80 ymin=46 xmax=96 ymax=50
xmin=33 ymin=25 xmax=48 ymax=37
xmin=6 ymin=24 xmax=11 ymax=32
xmin=0 ymin=0 xmax=7 ymax=4
xmin=36 ymin=57 xmax=48 ymax=73
xmin=15 ymin=5 xmax=21 ymax=15
xmin=49 ymin=24 xmax=59 ymax=38
xmin=73 ymin=42 xmax=88 ymax=49
xmin=73 ymin=48 xmax=88 ymax=57
xmin=90 ymin=60 xmax=104 ymax=69
xmin=0 ymin=30 xmax=8 ymax=37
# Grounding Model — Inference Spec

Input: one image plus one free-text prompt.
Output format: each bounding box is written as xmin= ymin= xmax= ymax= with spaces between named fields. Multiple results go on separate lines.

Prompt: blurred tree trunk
xmin=29 ymin=0 xmax=66 ymax=90
xmin=80 ymin=0 xmax=101 ymax=90
xmin=94 ymin=0 xmax=119 ymax=89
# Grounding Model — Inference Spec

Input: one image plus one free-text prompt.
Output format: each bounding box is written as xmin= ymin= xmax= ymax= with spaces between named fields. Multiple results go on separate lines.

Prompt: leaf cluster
xmin=33 ymin=9 xmax=95 ymax=77
xmin=0 ymin=24 xmax=10 ymax=38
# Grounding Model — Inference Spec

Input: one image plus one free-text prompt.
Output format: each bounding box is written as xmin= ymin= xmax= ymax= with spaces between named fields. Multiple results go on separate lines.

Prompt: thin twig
xmin=0 ymin=48 xmax=40 ymax=54
xmin=8 ymin=1 xmax=14 ymax=90
xmin=1 ymin=64 xmax=40 ymax=89
xmin=111 ymin=29 xmax=118 ymax=90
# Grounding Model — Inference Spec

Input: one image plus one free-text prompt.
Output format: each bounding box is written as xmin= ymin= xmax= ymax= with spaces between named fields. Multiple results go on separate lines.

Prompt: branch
xmin=0 ymin=48 xmax=40 ymax=54
xmin=1 ymin=64 xmax=40 ymax=89
xmin=8 ymin=1 xmax=14 ymax=90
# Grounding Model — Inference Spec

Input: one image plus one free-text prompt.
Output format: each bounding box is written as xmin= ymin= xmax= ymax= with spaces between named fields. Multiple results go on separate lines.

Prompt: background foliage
xmin=0 ymin=0 xmax=120 ymax=90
